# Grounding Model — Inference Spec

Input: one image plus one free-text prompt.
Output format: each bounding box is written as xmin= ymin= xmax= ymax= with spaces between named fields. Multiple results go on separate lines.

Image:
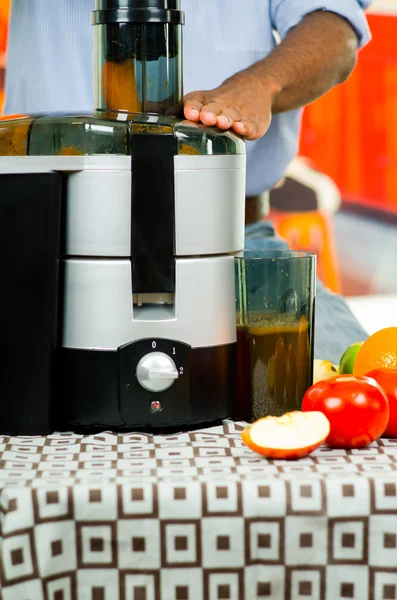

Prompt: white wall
xmin=367 ymin=0 xmax=397 ymax=14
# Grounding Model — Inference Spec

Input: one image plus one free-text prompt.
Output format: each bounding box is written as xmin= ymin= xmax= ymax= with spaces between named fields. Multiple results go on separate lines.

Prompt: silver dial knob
xmin=136 ymin=351 xmax=179 ymax=392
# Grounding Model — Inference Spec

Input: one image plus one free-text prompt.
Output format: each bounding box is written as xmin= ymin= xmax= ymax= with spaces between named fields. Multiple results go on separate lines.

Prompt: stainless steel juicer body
xmin=0 ymin=0 xmax=246 ymax=434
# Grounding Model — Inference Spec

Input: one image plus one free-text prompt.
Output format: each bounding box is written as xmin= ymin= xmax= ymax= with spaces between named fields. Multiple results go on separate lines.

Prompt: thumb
xmin=166 ymin=99 xmax=184 ymax=116
xmin=183 ymin=91 xmax=205 ymax=121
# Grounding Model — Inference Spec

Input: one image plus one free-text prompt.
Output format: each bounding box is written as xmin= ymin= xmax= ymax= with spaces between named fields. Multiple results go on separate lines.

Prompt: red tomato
xmin=302 ymin=375 xmax=389 ymax=448
xmin=366 ymin=368 xmax=397 ymax=437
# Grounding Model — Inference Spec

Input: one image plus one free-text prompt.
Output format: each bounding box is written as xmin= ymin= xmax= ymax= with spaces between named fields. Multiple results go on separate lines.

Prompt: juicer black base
xmin=54 ymin=341 xmax=236 ymax=433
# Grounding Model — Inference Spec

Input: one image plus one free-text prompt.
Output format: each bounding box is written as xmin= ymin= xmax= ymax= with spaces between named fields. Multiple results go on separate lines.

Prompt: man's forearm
xmin=182 ymin=10 xmax=361 ymax=140
xmin=239 ymin=10 xmax=359 ymax=114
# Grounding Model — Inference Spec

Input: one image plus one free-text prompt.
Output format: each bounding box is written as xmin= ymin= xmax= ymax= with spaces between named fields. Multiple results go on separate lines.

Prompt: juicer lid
xmin=0 ymin=112 xmax=246 ymax=158
xmin=93 ymin=0 xmax=184 ymax=25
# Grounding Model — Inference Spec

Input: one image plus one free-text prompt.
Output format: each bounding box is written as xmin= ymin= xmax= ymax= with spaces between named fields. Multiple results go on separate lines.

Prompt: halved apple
xmin=241 ymin=411 xmax=330 ymax=460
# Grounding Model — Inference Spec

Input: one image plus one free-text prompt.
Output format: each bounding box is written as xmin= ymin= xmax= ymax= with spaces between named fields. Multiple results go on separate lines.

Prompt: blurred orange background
xmin=300 ymin=9 xmax=397 ymax=216
xmin=0 ymin=0 xmax=10 ymax=111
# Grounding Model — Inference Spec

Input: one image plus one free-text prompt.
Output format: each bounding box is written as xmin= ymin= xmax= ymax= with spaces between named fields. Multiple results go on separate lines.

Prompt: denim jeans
xmin=245 ymin=220 xmax=369 ymax=364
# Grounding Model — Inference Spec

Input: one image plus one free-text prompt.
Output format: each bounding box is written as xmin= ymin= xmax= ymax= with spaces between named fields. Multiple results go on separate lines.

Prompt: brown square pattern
xmin=134 ymin=587 xmax=146 ymax=600
xmin=89 ymin=489 xmax=102 ymax=503
xmin=383 ymin=584 xmax=396 ymax=600
xmin=299 ymin=581 xmax=312 ymax=596
xmin=384 ymin=483 xmax=397 ymax=497
xmin=218 ymin=585 xmax=230 ymax=599
xmin=90 ymin=538 xmax=104 ymax=553
xmin=131 ymin=488 xmax=144 ymax=501
xmin=176 ymin=586 xmax=189 ymax=600
xmin=216 ymin=536 xmax=230 ymax=551
xmin=300 ymin=485 xmax=312 ymax=498
xmin=11 ymin=548 xmax=23 ymax=566
xmin=92 ymin=587 xmax=105 ymax=600
xmin=46 ymin=491 xmax=59 ymax=504
xmin=54 ymin=591 xmax=64 ymax=600
xmin=258 ymin=534 xmax=271 ymax=549
xmin=299 ymin=533 xmax=313 ymax=548
xmin=216 ymin=487 xmax=228 ymax=499
xmin=8 ymin=498 xmax=17 ymax=512
xmin=51 ymin=540 xmax=63 ymax=557
xmin=174 ymin=488 xmax=186 ymax=500
xmin=342 ymin=533 xmax=356 ymax=548
xmin=257 ymin=582 xmax=271 ymax=596
xmin=341 ymin=583 xmax=354 ymax=598
xmin=342 ymin=485 xmax=355 ymax=498
xmin=174 ymin=536 xmax=188 ymax=551
xmin=132 ymin=537 xmax=146 ymax=552
xmin=258 ymin=486 xmax=270 ymax=498
xmin=384 ymin=533 xmax=397 ymax=549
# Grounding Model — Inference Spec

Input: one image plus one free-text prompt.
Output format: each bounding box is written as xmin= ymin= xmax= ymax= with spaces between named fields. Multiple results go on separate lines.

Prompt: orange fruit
xmin=353 ymin=327 xmax=397 ymax=376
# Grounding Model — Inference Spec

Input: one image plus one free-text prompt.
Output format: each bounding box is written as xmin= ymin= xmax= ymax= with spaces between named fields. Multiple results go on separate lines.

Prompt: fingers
xmin=183 ymin=92 xmax=204 ymax=122
xmin=182 ymin=86 xmax=272 ymax=141
xmin=199 ymin=101 xmax=223 ymax=126
xmin=184 ymin=96 xmax=244 ymax=131
xmin=215 ymin=107 xmax=242 ymax=130
xmin=184 ymin=94 xmax=229 ymax=127
xmin=232 ymin=119 xmax=266 ymax=141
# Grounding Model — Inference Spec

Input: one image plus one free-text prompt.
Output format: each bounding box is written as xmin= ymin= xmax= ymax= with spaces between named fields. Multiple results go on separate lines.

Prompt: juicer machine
xmin=0 ymin=0 xmax=246 ymax=434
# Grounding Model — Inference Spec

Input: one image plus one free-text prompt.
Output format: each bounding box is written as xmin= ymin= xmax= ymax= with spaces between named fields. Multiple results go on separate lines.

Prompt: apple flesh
xmin=241 ymin=411 xmax=331 ymax=459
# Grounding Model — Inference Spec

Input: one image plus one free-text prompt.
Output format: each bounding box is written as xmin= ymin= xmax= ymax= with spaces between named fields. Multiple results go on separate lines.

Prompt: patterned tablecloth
xmin=1 ymin=421 xmax=397 ymax=600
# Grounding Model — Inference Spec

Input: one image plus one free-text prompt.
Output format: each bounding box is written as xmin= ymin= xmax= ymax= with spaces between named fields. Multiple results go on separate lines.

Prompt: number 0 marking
xmin=152 ymin=341 xmax=156 ymax=349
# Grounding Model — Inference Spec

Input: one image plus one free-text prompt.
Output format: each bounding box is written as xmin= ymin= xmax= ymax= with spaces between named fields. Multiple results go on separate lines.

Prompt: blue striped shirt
xmin=4 ymin=0 xmax=372 ymax=195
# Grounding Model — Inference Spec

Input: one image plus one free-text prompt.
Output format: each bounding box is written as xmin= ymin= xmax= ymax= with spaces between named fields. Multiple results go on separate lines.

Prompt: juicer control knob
xmin=136 ymin=352 xmax=179 ymax=393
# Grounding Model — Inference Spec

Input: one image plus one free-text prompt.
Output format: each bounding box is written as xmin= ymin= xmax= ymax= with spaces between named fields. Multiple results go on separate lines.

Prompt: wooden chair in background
xmin=270 ymin=158 xmax=343 ymax=294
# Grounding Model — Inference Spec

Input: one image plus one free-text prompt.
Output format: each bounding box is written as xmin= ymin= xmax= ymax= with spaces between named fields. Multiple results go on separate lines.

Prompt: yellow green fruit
xmin=313 ymin=359 xmax=339 ymax=384
xmin=339 ymin=342 xmax=364 ymax=374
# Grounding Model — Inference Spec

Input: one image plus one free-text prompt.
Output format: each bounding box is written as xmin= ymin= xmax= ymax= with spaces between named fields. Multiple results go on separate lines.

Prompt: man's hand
xmin=183 ymin=73 xmax=280 ymax=141
xmin=181 ymin=11 xmax=359 ymax=141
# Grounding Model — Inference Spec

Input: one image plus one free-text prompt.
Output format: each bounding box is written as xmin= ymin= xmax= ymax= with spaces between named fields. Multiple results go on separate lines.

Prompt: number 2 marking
xmin=179 ymin=367 xmax=184 ymax=375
